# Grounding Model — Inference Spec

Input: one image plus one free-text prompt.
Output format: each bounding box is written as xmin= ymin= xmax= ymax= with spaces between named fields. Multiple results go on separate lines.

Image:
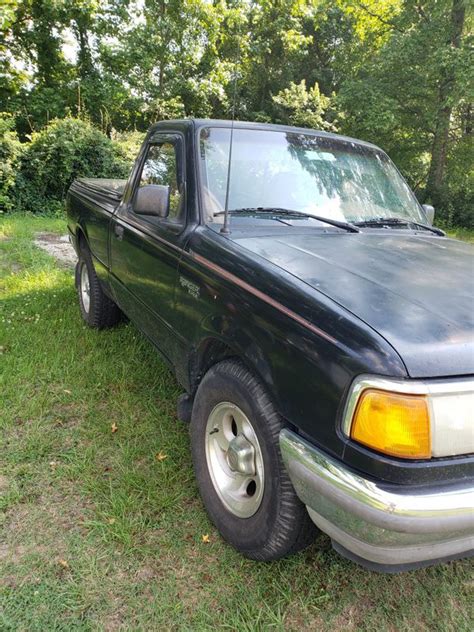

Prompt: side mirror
xmin=422 ymin=204 xmax=435 ymax=226
xmin=134 ymin=184 xmax=169 ymax=217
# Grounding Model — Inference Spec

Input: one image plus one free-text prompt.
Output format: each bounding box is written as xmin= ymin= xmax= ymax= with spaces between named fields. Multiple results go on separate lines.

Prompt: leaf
xmin=155 ymin=451 xmax=168 ymax=462
xmin=58 ymin=559 xmax=69 ymax=569
xmin=201 ymin=534 xmax=210 ymax=543
xmin=111 ymin=423 xmax=118 ymax=433
xmin=63 ymin=389 xmax=72 ymax=395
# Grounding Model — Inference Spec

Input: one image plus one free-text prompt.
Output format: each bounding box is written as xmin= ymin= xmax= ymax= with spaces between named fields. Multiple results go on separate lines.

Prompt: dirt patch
xmin=0 ymin=544 xmax=43 ymax=564
xmin=0 ymin=475 xmax=10 ymax=492
xmin=34 ymin=232 xmax=77 ymax=267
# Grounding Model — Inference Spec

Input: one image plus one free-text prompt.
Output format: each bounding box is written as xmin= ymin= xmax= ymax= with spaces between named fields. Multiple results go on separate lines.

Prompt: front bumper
xmin=280 ymin=429 xmax=474 ymax=572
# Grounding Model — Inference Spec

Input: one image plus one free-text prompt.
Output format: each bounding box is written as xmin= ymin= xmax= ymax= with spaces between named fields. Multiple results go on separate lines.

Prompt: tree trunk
xmin=462 ymin=103 xmax=472 ymax=136
xmin=425 ymin=0 xmax=465 ymax=202
xmin=31 ymin=0 xmax=61 ymax=88
xmin=75 ymin=20 xmax=93 ymax=79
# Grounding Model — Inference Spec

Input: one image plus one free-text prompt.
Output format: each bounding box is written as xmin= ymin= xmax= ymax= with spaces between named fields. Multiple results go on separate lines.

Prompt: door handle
xmin=114 ymin=224 xmax=124 ymax=240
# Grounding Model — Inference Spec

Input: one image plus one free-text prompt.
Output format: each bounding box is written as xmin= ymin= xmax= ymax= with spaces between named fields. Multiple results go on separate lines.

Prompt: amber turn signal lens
xmin=351 ymin=389 xmax=431 ymax=459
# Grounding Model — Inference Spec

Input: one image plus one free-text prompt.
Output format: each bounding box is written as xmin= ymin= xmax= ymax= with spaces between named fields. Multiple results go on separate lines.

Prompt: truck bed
xmin=68 ymin=178 xmax=127 ymax=214
xmin=78 ymin=178 xmax=127 ymax=200
xmin=67 ymin=177 xmax=129 ymax=261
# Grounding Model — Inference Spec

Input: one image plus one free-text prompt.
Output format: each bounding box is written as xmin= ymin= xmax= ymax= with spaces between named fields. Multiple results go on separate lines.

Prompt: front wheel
xmin=190 ymin=359 xmax=317 ymax=560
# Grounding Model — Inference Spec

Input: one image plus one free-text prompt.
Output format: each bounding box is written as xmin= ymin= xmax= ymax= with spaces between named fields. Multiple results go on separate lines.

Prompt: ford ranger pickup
xmin=66 ymin=119 xmax=474 ymax=572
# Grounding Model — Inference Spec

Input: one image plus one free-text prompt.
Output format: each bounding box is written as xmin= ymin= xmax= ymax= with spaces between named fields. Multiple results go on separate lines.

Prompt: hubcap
xmin=80 ymin=263 xmax=91 ymax=314
xmin=205 ymin=402 xmax=264 ymax=518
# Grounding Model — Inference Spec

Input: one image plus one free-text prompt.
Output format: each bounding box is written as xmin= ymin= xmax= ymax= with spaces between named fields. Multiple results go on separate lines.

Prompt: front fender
xmin=190 ymin=313 xmax=280 ymax=409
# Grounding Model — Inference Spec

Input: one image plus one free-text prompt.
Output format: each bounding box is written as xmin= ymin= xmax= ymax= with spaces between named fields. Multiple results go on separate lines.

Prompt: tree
xmin=425 ymin=0 xmax=467 ymax=204
xmin=0 ymin=0 xmax=471 ymax=225
xmin=336 ymin=0 xmax=472 ymax=210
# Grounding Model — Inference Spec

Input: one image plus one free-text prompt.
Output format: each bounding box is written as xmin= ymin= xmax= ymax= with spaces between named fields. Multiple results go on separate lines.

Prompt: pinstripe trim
xmin=191 ymin=253 xmax=338 ymax=345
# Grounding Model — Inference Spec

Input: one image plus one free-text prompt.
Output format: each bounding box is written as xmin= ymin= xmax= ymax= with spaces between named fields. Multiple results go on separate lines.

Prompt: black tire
xmin=76 ymin=243 xmax=122 ymax=329
xmin=190 ymin=359 xmax=317 ymax=560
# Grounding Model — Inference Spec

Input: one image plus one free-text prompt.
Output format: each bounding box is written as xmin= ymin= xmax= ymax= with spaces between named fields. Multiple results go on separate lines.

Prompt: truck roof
xmin=148 ymin=118 xmax=382 ymax=152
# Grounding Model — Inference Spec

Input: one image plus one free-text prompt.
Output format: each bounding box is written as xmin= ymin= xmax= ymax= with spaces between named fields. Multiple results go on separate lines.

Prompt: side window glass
xmin=138 ymin=142 xmax=182 ymax=220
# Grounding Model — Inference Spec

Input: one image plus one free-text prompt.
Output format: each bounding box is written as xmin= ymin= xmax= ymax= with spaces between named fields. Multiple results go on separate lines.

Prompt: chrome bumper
xmin=280 ymin=429 xmax=474 ymax=572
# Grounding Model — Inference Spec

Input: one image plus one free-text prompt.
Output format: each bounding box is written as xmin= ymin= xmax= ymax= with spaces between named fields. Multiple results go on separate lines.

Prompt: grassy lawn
xmin=1 ymin=214 xmax=473 ymax=631
xmin=446 ymin=227 xmax=474 ymax=243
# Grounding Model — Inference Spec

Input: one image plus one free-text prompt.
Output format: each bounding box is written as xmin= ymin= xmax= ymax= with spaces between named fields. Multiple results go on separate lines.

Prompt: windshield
xmin=198 ymin=127 xmax=426 ymax=225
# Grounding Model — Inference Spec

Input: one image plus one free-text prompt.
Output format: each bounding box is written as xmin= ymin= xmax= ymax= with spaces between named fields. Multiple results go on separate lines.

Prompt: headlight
xmin=343 ymin=376 xmax=474 ymax=459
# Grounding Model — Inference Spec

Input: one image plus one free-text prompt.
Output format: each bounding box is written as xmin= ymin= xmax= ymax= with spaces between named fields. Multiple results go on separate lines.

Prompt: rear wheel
xmin=76 ymin=243 xmax=122 ymax=329
xmin=190 ymin=359 xmax=317 ymax=560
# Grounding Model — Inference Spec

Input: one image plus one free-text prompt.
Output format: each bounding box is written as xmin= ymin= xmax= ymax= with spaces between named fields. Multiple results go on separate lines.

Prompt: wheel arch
xmin=188 ymin=330 xmax=281 ymax=414
xmin=75 ymin=225 xmax=89 ymax=252
xmin=189 ymin=337 xmax=238 ymax=393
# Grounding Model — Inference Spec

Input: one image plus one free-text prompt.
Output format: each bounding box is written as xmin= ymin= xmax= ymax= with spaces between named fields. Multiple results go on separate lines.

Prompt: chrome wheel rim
xmin=80 ymin=263 xmax=91 ymax=314
xmin=205 ymin=402 xmax=264 ymax=518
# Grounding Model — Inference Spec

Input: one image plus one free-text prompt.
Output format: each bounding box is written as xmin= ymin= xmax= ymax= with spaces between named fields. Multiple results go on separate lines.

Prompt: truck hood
xmin=235 ymin=231 xmax=474 ymax=378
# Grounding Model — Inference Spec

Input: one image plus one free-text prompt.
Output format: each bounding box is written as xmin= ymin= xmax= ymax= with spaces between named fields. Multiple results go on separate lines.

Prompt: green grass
xmin=447 ymin=227 xmax=474 ymax=243
xmin=1 ymin=214 xmax=473 ymax=631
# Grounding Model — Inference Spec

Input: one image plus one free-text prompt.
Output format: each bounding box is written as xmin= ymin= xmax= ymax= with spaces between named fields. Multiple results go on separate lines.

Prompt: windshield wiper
xmin=354 ymin=216 xmax=445 ymax=236
xmin=215 ymin=207 xmax=360 ymax=233
xmin=215 ymin=206 xmax=309 ymax=217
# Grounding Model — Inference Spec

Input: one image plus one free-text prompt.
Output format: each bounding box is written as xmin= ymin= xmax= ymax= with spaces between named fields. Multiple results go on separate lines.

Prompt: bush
xmin=111 ymin=130 xmax=146 ymax=171
xmin=0 ymin=113 xmax=23 ymax=212
xmin=440 ymin=136 xmax=474 ymax=229
xmin=14 ymin=118 xmax=130 ymax=214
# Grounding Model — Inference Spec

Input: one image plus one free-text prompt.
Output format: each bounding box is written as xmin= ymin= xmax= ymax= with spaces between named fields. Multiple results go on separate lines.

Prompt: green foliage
xmin=143 ymin=96 xmax=186 ymax=123
xmin=0 ymin=0 xmax=19 ymax=31
xmin=14 ymin=118 xmax=129 ymax=214
xmin=111 ymin=130 xmax=146 ymax=171
xmin=273 ymin=80 xmax=337 ymax=131
xmin=437 ymin=135 xmax=474 ymax=228
xmin=0 ymin=0 xmax=472 ymax=226
xmin=0 ymin=113 xmax=23 ymax=211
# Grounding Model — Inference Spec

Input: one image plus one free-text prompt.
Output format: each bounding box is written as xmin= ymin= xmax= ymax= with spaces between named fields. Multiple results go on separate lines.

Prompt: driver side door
xmin=109 ymin=133 xmax=187 ymax=364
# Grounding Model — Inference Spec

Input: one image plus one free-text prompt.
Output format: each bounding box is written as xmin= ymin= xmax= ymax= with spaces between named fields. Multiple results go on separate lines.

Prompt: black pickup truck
xmin=66 ymin=119 xmax=474 ymax=572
